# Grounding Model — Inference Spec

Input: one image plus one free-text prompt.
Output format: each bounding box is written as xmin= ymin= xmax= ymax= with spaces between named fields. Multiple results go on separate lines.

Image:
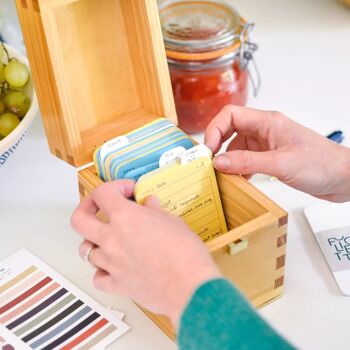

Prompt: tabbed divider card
xmin=93 ymin=118 xmax=194 ymax=182
xmin=0 ymin=250 xmax=129 ymax=349
xmin=135 ymin=156 xmax=227 ymax=242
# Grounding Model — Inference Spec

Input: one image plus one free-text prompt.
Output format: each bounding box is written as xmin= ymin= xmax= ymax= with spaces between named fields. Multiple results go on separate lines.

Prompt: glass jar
xmin=159 ymin=0 xmax=259 ymax=134
xmin=340 ymin=0 xmax=350 ymax=7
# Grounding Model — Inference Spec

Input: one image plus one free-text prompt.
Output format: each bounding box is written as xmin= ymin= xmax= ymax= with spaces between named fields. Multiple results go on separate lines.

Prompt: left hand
xmin=71 ymin=180 xmax=220 ymax=328
xmin=205 ymin=105 xmax=350 ymax=202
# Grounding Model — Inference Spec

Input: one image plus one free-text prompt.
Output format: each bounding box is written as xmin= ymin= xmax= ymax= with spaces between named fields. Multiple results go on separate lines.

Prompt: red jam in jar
xmin=160 ymin=0 xmax=258 ymax=134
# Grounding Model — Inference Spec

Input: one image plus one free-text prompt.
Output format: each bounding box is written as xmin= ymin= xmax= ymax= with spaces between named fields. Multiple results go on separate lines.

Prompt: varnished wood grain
xmin=78 ymin=167 xmax=288 ymax=339
xmin=16 ymin=0 xmax=177 ymax=166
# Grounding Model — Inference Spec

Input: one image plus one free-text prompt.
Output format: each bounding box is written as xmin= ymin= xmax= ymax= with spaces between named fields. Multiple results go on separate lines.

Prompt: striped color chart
xmin=0 ymin=250 xmax=129 ymax=349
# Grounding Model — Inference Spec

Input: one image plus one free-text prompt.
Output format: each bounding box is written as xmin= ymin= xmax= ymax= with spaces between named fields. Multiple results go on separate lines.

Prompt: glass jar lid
xmin=159 ymin=0 xmax=242 ymax=54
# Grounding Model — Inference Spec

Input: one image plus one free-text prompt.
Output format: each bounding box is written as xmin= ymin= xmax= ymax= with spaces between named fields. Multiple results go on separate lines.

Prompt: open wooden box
xmin=16 ymin=0 xmax=288 ymax=339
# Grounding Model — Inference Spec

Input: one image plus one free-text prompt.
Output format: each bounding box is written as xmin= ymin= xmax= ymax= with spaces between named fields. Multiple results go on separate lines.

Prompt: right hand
xmin=205 ymin=105 xmax=350 ymax=202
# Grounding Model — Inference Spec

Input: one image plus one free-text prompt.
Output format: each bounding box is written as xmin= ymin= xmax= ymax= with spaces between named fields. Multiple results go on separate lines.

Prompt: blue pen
xmin=327 ymin=130 xmax=344 ymax=144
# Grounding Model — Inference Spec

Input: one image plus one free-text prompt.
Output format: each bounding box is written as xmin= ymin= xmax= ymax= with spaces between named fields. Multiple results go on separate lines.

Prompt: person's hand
xmin=71 ymin=180 xmax=221 ymax=328
xmin=205 ymin=105 xmax=350 ymax=202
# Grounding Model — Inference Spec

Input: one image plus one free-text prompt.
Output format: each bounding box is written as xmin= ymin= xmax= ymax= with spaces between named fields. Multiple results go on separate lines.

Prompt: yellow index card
xmin=134 ymin=156 xmax=227 ymax=242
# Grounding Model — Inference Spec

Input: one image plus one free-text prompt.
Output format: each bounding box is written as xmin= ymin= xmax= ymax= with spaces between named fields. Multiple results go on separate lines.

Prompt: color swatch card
xmin=134 ymin=146 xmax=227 ymax=242
xmin=93 ymin=118 xmax=193 ymax=182
xmin=0 ymin=249 xmax=129 ymax=349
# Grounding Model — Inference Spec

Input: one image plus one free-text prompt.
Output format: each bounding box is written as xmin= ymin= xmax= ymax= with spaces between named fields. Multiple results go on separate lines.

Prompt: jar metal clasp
xmin=239 ymin=22 xmax=261 ymax=97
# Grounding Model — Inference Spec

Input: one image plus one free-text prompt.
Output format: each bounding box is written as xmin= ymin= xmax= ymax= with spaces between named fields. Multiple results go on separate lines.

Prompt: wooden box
xmin=16 ymin=0 xmax=288 ymax=339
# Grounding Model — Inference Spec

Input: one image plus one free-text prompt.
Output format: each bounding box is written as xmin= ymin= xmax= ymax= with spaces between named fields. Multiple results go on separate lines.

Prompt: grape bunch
xmin=0 ymin=42 xmax=31 ymax=140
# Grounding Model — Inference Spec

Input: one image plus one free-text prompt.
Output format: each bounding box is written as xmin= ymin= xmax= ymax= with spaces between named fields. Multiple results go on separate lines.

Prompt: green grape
xmin=3 ymin=91 xmax=30 ymax=118
xmin=0 ymin=100 xmax=4 ymax=114
xmin=4 ymin=60 xmax=29 ymax=88
xmin=0 ymin=64 xmax=5 ymax=83
xmin=0 ymin=113 xmax=20 ymax=137
xmin=0 ymin=44 xmax=4 ymax=62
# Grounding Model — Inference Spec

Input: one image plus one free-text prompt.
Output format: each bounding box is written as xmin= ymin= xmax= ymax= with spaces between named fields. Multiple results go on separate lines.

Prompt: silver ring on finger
xmin=84 ymin=245 xmax=97 ymax=267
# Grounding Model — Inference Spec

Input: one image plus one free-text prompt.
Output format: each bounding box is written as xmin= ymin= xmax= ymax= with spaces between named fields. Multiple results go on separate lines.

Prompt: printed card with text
xmin=304 ymin=202 xmax=350 ymax=296
xmin=134 ymin=153 xmax=227 ymax=242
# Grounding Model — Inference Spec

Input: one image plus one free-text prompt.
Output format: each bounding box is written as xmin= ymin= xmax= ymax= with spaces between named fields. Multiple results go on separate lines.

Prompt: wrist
xmin=339 ymin=147 xmax=350 ymax=200
xmin=168 ymin=263 xmax=221 ymax=330
xmin=330 ymin=146 xmax=350 ymax=202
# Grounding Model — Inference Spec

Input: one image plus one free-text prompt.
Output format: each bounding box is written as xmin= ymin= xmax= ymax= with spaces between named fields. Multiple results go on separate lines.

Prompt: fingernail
xmin=214 ymin=156 xmax=230 ymax=170
xmin=204 ymin=138 xmax=214 ymax=152
xmin=204 ymin=128 xmax=221 ymax=152
xmin=144 ymin=195 xmax=161 ymax=209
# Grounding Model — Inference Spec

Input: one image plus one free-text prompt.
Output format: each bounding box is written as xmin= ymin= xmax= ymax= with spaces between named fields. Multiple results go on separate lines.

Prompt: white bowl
xmin=0 ymin=44 xmax=38 ymax=166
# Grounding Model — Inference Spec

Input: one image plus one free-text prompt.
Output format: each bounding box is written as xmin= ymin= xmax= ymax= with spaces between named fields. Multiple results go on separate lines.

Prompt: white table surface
xmin=1 ymin=0 xmax=350 ymax=349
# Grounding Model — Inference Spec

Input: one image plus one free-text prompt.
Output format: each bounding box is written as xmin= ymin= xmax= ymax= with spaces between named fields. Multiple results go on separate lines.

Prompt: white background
xmin=1 ymin=0 xmax=350 ymax=349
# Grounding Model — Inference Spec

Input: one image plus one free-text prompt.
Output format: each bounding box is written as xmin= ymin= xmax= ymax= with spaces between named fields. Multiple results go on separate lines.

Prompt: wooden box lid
xmin=16 ymin=0 xmax=177 ymax=167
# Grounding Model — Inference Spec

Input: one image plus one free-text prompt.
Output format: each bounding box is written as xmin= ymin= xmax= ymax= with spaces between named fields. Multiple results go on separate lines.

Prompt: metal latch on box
xmin=227 ymin=238 xmax=248 ymax=256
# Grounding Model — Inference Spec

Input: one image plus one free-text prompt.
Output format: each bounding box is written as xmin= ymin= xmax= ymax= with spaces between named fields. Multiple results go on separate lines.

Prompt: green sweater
xmin=178 ymin=278 xmax=295 ymax=350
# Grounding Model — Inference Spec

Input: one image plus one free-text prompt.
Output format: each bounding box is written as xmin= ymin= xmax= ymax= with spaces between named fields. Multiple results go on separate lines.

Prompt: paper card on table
xmin=0 ymin=249 xmax=129 ymax=350
xmin=304 ymin=202 xmax=350 ymax=296
xmin=134 ymin=156 xmax=227 ymax=242
xmin=108 ymin=308 xmax=125 ymax=321
xmin=0 ymin=323 xmax=27 ymax=349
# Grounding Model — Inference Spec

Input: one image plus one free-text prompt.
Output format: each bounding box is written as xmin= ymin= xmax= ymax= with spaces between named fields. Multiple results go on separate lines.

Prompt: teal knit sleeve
xmin=178 ymin=278 xmax=295 ymax=350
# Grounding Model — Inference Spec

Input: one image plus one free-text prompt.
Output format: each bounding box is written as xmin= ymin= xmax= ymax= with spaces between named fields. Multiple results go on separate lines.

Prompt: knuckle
xmin=112 ymin=200 xmax=138 ymax=222
xmin=93 ymin=223 xmax=104 ymax=237
xmin=260 ymin=111 xmax=287 ymax=141
xmin=78 ymin=242 xmax=87 ymax=257
xmin=103 ymin=235 xmax=117 ymax=251
xmin=70 ymin=209 xmax=83 ymax=232
xmin=240 ymin=151 xmax=253 ymax=174
xmin=93 ymin=251 xmax=105 ymax=268
xmin=109 ymin=205 xmax=128 ymax=223
xmin=269 ymin=110 xmax=285 ymax=121
xmin=269 ymin=111 xmax=288 ymax=131
xmin=92 ymin=182 xmax=111 ymax=198
xmin=221 ymin=104 xmax=236 ymax=116
xmin=112 ymin=268 xmax=130 ymax=287
xmin=92 ymin=274 xmax=102 ymax=289
xmin=222 ymin=104 xmax=233 ymax=113
xmin=274 ymin=152 xmax=290 ymax=179
xmin=225 ymin=104 xmax=237 ymax=112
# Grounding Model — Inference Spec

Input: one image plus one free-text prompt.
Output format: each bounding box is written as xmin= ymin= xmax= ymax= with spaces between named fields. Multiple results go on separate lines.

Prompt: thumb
xmin=143 ymin=195 xmax=162 ymax=210
xmin=213 ymin=150 xmax=283 ymax=177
